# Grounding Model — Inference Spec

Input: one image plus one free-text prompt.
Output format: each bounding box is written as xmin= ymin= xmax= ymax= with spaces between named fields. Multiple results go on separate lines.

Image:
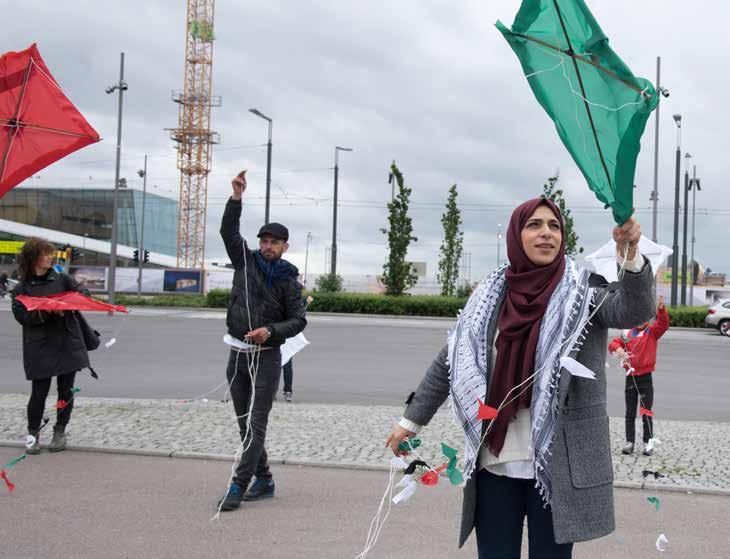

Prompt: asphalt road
xmin=1 ymin=303 xmax=728 ymax=421
xmin=1 ymin=449 xmax=728 ymax=559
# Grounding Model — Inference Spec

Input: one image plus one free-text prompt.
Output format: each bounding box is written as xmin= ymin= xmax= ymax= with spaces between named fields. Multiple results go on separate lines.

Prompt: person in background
xmin=609 ymin=295 xmax=669 ymax=456
xmin=11 ymin=238 xmax=91 ymax=454
xmin=280 ymin=294 xmax=314 ymax=402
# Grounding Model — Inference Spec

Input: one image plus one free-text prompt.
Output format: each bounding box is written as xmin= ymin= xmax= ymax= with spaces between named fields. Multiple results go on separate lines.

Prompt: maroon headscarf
xmin=486 ymin=197 xmax=566 ymax=456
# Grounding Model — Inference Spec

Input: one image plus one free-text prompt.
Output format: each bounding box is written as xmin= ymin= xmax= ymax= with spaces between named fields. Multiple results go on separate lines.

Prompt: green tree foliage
xmin=381 ymin=162 xmax=418 ymax=295
xmin=542 ymin=172 xmax=583 ymax=257
xmin=315 ymin=273 xmax=344 ymax=293
xmin=437 ymin=184 xmax=464 ymax=297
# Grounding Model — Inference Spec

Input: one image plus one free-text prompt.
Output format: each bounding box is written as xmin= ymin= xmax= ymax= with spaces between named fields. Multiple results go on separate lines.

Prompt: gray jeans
xmin=226 ymin=348 xmax=281 ymax=487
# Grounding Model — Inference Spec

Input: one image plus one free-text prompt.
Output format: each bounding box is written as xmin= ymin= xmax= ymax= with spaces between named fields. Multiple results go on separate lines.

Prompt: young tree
xmin=437 ymin=184 xmax=464 ymax=296
xmin=381 ymin=162 xmax=418 ymax=295
xmin=542 ymin=172 xmax=583 ymax=257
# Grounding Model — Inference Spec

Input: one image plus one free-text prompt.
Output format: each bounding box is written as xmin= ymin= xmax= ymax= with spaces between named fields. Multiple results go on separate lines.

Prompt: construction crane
xmin=167 ymin=0 xmax=220 ymax=269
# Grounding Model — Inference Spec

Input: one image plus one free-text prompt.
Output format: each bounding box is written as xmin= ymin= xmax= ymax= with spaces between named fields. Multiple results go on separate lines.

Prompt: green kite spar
xmin=497 ymin=0 xmax=660 ymax=224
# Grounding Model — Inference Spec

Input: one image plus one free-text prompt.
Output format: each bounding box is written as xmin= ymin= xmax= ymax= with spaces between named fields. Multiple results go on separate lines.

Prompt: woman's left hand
xmin=613 ymin=216 xmax=641 ymax=261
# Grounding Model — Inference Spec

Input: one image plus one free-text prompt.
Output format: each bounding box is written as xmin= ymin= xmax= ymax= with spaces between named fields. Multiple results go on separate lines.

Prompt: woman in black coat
xmin=11 ymin=238 xmax=90 ymax=454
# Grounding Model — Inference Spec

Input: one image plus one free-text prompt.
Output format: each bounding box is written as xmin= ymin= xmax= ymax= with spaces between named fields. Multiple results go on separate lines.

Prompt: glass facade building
xmin=0 ymin=187 xmax=178 ymax=256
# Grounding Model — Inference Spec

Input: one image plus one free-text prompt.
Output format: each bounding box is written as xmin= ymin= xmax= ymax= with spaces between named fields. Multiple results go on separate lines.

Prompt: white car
xmin=705 ymin=299 xmax=730 ymax=337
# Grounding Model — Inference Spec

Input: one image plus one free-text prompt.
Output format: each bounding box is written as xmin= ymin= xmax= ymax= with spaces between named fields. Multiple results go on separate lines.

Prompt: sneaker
xmin=642 ymin=443 xmax=654 ymax=456
xmin=217 ymin=483 xmax=244 ymax=511
xmin=243 ymin=478 xmax=275 ymax=501
xmin=621 ymin=442 xmax=634 ymax=455
xmin=49 ymin=426 xmax=67 ymax=453
xmin=284 ymin=391 xmax=293 ymax=403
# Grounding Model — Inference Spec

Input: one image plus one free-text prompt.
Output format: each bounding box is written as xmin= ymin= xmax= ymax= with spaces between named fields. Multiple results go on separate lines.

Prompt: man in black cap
xmin=217 ymin=170 xmax=307 ymax=511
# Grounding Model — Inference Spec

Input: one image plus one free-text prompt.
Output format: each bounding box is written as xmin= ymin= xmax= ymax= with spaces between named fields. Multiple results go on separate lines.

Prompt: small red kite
xmin=15 ymin=291 xmax=128 ymax=313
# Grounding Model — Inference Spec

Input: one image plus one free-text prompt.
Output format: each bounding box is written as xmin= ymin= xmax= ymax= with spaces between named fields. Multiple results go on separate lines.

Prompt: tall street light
xmin=303 ymin=232 xmax=312 ymax=288
xmin=670 ymin=113 xmax=681 ymax=308
xmin=331 ymin=146 xmax=353 ymax=276
xmin=681 ymin=152 xmax=692 ymax=306
xmin=106 ymin=52 xmax=128 ymax=305
xmin=249 ymin=108 xmax=273 ymax=224
xmin=136 ymin=155 xmax=148 ymax=296
xmin=688 ymin=166 xmax=701 ymax=306
xmin=497 ymin=223 xmax=502 ymax=268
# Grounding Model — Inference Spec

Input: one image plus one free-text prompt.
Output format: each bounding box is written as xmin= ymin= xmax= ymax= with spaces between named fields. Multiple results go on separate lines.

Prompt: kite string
xmin=526 ymin=45 xmax=649 ymax=112
xmin=353 ymin=462 xmax=397 ymax=559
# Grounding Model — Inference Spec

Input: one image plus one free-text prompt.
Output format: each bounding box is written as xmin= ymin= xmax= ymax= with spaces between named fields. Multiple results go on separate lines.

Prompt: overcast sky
xmin=3 ymin=0 xmax=728 ymax=281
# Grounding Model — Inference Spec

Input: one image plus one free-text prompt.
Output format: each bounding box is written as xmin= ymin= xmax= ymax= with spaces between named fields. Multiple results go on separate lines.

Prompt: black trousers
xmin=282 ymin=359 xmax=293 ymax=393
xmin=27 ymin=372 xmax=76 ymax=431
xmin=475 ymin=469 xmax=573 ymax=559
xmin=226 ymin=348 xmax=281 ymax=488
xmin=625 ymin=373 xmax=654 ymax=444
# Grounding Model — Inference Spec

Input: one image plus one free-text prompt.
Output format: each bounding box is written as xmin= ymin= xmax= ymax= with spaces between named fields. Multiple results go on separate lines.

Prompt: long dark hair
xmin=17 ymin=237 xmax=56 ymax=282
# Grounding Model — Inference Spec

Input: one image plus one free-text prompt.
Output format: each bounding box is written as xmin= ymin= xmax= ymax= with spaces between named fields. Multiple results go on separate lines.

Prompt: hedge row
xmin=206 ymin=290 xmax=466 ymax=317
xmin=117 ymin=290 xmax=711 ymax=327
xmin=115 ymin=294 xmax=208 ymax=308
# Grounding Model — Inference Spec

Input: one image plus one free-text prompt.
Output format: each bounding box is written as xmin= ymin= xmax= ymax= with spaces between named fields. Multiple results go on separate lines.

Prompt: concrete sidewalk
xmin=1 ymin=394 xmax=728 ymax=494
xmin=1 ymin=448 xmax=728 ymax=559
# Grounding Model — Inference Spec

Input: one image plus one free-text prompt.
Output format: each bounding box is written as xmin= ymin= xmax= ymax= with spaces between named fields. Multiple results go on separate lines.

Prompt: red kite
xmin=15 ymin=291 xmax=128 ymax=313
xmin=0 ymin=43 xmax=100 ymax=198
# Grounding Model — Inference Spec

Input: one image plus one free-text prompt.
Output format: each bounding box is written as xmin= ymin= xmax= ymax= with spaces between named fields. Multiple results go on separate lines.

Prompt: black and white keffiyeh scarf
xmin=447 ymin=258 xmax=594 ymax=504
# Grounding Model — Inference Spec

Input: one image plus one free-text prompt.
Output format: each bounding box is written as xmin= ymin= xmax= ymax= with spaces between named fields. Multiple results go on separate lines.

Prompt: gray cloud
xmin=4 ymin=0 xmax=727 ymax=281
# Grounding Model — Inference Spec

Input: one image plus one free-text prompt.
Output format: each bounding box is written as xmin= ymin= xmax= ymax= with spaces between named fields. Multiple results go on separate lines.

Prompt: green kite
xmin=497 ymin=0 xmax=660 ymax=224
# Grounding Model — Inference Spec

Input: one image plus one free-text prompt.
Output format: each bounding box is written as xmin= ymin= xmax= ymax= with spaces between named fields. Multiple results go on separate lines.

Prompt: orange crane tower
xmin=168 ymin=0 xmax=220 ymax=269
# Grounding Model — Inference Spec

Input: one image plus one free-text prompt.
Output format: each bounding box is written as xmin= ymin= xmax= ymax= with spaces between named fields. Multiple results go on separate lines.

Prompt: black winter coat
xmin=220 ymin=198 xmax=306 ymax=347
xmin=11 ymin=270 xmax=91 ymax=380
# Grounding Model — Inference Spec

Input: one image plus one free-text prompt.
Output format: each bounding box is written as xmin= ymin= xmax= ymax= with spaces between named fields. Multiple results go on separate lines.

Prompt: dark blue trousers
xmin=475 ymin=469 xmax=573 ymax=559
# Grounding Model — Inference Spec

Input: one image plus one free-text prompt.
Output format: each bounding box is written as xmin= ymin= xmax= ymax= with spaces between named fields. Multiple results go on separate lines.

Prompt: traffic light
xmin=71 ymin=248 xmax=81 ymax=260
xmin=132 ymin=249 xmax=139 ymax=264
xmin=143 ymin=250 xmax=150 ymax=263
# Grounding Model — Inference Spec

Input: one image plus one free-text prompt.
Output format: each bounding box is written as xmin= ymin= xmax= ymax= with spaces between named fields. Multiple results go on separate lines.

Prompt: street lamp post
xmin=136 ymin=155 xmax=148 ymax=296
xmin=249 ymin=108 xmax=273 ymax=224
xmin=497 ymin=223 xmax=502 ymax=268
xmin=681 ymin=152 xmax=692 ymax=305
xmin=689 ymin=166 xmax=701 ymax=306
xmin=106 ymin=52 xmax=128 ymax=305
xmin=651 ymin=57 xmax=662 ymax=243
xmin=304 ymin=232 xmax=312 ymax=287
xmin=670 ymin=114 xmax=681 ymax=308
xmin=331 ymin=146 xmax=353 ymax=277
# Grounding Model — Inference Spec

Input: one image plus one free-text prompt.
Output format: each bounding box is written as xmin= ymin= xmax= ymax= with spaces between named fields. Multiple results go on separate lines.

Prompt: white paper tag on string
xmin=392 ymin=480 xmax=418 ymax=505
xmin=396 ymin=474 xmax=413 ymax=489
xmin=560 ymin=356 xmax=596 ymax=380
xmin=25 ymin=435 xmax=36 ymax=448
xmin=656 ymin=533 xmax=669 ymax=552
xmin=104 ymin=338 xmax=117 ymax=348
xmin=390 ymin=456 xmax=409 ymax=470
xmin=646 ymin=438 xmax=662 ymax=452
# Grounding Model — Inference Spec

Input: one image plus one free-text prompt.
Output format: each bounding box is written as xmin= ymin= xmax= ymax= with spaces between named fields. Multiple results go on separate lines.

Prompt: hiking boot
xmin=284 ymin=391 xmax=293 ymax=403
xmin=243 ymin=478 xmax=275 ymax=501
xmin=621 ymin=442 xmax=634 ymax=455
xmin=48 ymin=426 xmax=67 ymax=453
xmin=26 ymin=430 xmax=41 ymax=455
xmin=217 ymin=483 xmax=244 ymax=512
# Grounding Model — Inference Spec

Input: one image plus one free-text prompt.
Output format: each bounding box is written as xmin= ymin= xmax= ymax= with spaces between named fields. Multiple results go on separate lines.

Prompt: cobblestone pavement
xmin=1 ymin=393 xmax=728 ymax=493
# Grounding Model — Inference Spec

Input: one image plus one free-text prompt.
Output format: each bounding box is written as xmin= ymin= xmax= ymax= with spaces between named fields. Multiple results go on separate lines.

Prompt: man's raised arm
xmin=220 ymin=171 xmax=248 ymax=270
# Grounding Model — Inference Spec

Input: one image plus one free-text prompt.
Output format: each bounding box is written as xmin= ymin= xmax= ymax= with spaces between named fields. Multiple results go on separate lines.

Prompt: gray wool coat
xmin=403 ymin=260 xmax=655 ymax=547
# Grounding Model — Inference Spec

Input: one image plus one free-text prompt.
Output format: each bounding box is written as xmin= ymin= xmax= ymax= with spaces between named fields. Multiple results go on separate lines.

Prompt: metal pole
xmin=304 ymin=232 xmax=311 ymax=287
xmin=681 ymin=157 xmax=690 ymax=305
xmin=670 ymin=123 xmax=681 ymax=308
xmin=265 ymin=120 xmax=272 ymax=224
xmin=331 ymin=156 xmax=338 ymax=277
xmin=108 ymin=52 xmax=125 ymax=305
xmin=137 ymin=155 xmax=147 ymax=296
xmin=497 ymin=224 xmax=502 ymax=267
xmin=689 ymin=165 xmax=697 ymax=306
xmin=651 ymin=57 xmax=661 ymax=242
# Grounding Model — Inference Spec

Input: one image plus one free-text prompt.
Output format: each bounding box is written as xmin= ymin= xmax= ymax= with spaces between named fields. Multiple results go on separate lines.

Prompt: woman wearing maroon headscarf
xmin=385 ymin=198 xmax=655 ymax=558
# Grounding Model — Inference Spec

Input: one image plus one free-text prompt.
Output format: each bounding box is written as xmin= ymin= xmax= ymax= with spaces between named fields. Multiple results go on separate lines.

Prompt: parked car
xmin=705 ymin=299 xmax=730 ymax=336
